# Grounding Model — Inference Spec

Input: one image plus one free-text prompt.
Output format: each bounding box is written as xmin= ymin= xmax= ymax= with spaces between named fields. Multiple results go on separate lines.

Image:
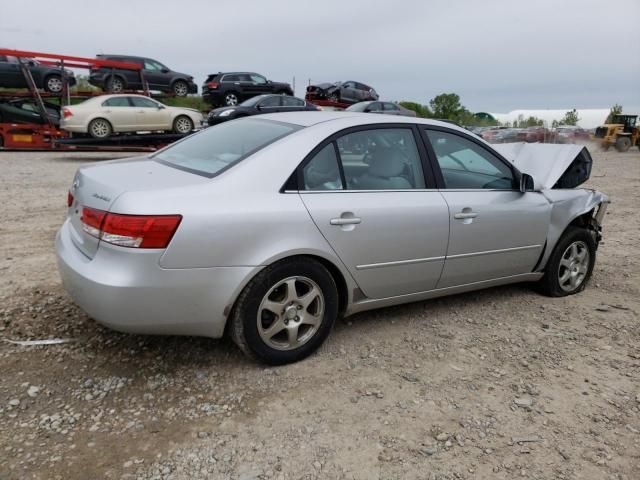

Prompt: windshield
xmin=154 ymin=119 xmax=300 ymax=177
xmin=239 ymin=95 xmax=269 ymax=107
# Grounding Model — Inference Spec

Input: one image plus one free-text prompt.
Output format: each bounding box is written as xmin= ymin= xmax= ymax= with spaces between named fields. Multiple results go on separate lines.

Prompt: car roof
xmin=256 ymin=111 xmax=470 ymax=130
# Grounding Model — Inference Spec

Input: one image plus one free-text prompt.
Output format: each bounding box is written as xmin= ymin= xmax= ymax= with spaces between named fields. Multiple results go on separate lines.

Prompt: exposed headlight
xmin=219 ymin=109 xmax=234 ymax=117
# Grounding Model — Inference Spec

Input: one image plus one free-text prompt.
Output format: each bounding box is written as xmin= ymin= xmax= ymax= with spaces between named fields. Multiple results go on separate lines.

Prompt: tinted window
xmin=344 ymin=103 xmax=368 ymax=112
xmin=342 ymin=81 xmax=355 ymax=88
xmin=222 ymin=74 xmax=239 ymax=82
xmin=102 ymin=97 xmax=131 ymax=107
xmin=282 ymin=96 xmax=305 ymax=107
xmin=259 ymin=96 xmax=281 ymax=107
xmin=336 ymin=129 xmax=425 ymax=190
xmin=130 ymin=97 xmax=160 ymax=108
xmin=302 ymin=144 xmax=343 ymax=191
xmin=425 ymin=130 xmax=514 ymax=190
xmin=367 ymin=102 xmax=383 ymax=111
xmin=154 ymin=119 xmax=299 ymax=177
xmin=0 ymin=55 xmax=6 ymax=62
xmin=383 ymin=103 xmax=399 ymax=111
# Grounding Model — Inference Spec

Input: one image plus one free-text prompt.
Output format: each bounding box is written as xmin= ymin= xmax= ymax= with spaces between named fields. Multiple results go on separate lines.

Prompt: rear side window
xmin=102 ymin=97 xmax=131 ymax=107
xmin=302 ymin=144 xmax=343 ymax=190
xmin=259 ymin=96 xmax=281 ymax=107
xmin=154 ymin=119 xmax=300 ymax=177
xmin=282 ymin=97 xmax=305 ymax=107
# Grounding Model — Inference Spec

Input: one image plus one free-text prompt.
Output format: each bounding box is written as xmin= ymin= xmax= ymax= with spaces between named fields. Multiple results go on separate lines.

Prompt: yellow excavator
xmin=594 ymin=114 xmax=639 ymax=152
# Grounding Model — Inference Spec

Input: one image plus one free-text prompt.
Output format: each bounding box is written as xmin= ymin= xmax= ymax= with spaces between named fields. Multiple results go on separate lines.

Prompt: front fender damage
xmin=537 ymin=189 xmax=610 ymax=270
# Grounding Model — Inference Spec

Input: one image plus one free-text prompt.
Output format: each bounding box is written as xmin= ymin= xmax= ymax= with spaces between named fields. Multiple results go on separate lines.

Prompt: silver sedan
xmin=56 ymin=112 xmax=608 ymax=364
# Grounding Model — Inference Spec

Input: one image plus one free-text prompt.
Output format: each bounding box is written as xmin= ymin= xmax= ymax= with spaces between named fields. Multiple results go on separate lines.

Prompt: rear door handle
xmin=454 ymin=212 xmax=478 ymax=219
xmin=330 ymin=217 xmax=361 ymax=226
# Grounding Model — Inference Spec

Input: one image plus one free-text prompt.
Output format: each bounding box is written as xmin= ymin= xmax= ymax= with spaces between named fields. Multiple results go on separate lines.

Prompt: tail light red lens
xmin=62 ymin=107 xmax=73 ymax=119
xmin=81 ymin=207 xmax=182 ymax=249
xmin=67 ymin=191 xmax=74 ymax=207
xmin=206 ymin=82 xmax=219 ymax=89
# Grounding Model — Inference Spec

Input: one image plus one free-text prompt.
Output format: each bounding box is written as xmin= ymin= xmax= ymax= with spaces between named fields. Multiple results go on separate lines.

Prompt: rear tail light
xmin=67 ymin=191 xmax=74 ymax=207
xmin=62 ymin=107 xmax=73 ymax=119
xmin=81 ymin=207 xmax=182 ymax=249
xmin=206 ymin=82 xmax=219 ymax=89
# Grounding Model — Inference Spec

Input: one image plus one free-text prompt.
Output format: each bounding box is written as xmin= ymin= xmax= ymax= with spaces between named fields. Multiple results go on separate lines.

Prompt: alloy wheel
xmin=257 ymin=276 xmax=324 ymax=351
xmin=558 ymin=240 xmax=590 ymax=292
xmin=174 ymin=117 xmax=193 ymax=133
xmin=90 ymin=119 xmax=110 ymax=138
xmin=47 ymin=77 xmax=63 ymax=93
xmin=173 ymin=82 xmax=188 ymax=97
xmin=225 ymin=93 xmax=238 ymax=106
xmin=109 ymin=78 xmax=123 ymax=93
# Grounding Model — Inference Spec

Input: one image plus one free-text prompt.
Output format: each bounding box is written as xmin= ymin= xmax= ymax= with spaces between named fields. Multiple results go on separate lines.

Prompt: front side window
xmin=154 ymin=119 xmax=299 ymax=177
xmin=383 ymin=103 xmax=399 ymax=111
xmin=250 ymin=74 xmax=267 ymax=84
xmin=425 ymin=130 xmax=514 ymax=190
xmin=102 ymin=97 xmax=131 ymax=107
xmin=302 ymin=144 xmax=343 ymax=191
xmin=130 ymin=97 xmax=160 ymax=108
xmin=144 ymin=60 xmax=166 ymax=71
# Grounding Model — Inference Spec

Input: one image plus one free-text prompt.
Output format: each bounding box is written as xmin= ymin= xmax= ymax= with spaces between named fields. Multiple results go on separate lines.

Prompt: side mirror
xmin=161 ymin=68 xmax=169 ymax=73
xmin=256 ymin=104 xmax=262 ymax=110
xmin=157 ymin=105 xmax=165 ymax=109
xmin=519 ymin=173 xmax=535 ymax=193
xmin=363 ymin=107 xmax=371 ymax=112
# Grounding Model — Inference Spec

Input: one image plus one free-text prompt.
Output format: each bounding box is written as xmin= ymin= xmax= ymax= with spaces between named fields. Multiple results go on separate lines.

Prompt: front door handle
xmin=454 ymin=212 xmax=478 ymax=219
xmin=330 ymin=217 xmax=362 ymax=226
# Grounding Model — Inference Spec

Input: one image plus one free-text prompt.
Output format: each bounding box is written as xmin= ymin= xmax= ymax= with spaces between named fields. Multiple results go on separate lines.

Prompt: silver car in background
xmin=56 ymin=112 xmax=608 ymax=364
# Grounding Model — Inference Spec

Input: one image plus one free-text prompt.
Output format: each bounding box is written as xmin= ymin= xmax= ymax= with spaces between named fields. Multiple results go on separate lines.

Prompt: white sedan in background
xmin=60 ymin=94 xmax=203 ymax=138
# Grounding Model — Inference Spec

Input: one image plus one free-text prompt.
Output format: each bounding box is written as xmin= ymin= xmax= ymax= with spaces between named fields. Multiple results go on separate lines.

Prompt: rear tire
xmin=230 ymin=258 xmax=338 ymax=365
xmin=106 ymin=76 xmax=124 ymax=94
xmin=224 ymin=92 xmax=239 ymax=106
xmin=538 ymin=226 xmax=596 ymax=297
xmin=0 ymin=134 xmax=4 ymax=148
xmin=88 ymin=118 xmax=113 ymax=139
xmin=44 ymin=75 xmax=63 ymax=94
xmin=615 ymin=136 xmax=631 ymax=152
xmin=173 ymin=115 xmax=194 ymax=134
xmin=172 ymin=80 xmax=189 ymax=97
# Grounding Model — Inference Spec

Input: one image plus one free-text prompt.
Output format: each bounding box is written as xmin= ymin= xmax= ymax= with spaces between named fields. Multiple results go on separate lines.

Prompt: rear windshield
xmin=154 ymin=119 xmax=300 ymax=177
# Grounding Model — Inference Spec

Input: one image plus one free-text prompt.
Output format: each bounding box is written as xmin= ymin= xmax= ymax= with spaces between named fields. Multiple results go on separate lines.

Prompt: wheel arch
xmin=224 ymin=252 xmax=352 ymax=331
xmin=537 ymin=192 xmax=606 ymax=271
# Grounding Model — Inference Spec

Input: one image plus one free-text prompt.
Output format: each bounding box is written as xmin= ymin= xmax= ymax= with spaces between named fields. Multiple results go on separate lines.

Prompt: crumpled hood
xmin=494 ymin=142 xmax=592 ymax=189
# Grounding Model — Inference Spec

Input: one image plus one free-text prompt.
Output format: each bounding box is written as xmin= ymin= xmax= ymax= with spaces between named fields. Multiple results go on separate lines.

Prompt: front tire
xmin=172 ymin=80 xmax=189 ymax=97
xmin=538 ymin=226 xmax=596 ymax=297
xmin=615 ymin=136 xmax=631 ymax=152
xmin=230 ymin=258 xmax=338 ymax=365
xmin=173 ymin=115 xmax=194 ymax=134
xmin=328 ymin=92 xmax=339 ymax=102
xmin=88 ymin=118 xmax=113 ymax=139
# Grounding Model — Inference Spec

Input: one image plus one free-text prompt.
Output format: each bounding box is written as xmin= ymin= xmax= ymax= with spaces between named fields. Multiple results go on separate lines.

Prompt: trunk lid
xmin=68 ymin=157 xmax=208 ymax=258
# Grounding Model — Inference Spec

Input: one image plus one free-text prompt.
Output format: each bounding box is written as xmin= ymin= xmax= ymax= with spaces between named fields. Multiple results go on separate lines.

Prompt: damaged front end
xmin=494 ymin=142 xmax=610 ymax=268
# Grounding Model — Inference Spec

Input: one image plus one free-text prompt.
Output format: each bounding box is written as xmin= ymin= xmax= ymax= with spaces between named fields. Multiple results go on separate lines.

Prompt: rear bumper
xmin=202 ymin=90 xmax=223 ymax=105
xmin=55 ymin=219 xmax=257 ymax=338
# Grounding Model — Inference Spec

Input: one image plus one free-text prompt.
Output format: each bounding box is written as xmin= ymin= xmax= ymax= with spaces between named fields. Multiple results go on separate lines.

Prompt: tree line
xmin=398 ymin=93 xmax=623 ymax=128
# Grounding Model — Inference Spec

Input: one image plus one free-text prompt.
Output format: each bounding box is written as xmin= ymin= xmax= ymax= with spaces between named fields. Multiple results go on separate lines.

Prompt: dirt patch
xmin=1 ymin=150 xmax=639 ymax=479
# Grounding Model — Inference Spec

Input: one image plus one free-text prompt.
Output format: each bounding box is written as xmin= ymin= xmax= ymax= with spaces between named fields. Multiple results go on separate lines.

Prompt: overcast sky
xmin=1 ymin=0 xmax=638 ymax=112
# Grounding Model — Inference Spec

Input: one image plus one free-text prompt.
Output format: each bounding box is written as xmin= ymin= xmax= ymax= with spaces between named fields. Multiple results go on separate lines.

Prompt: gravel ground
xmin=0 ymin=148 xmax=638 ymax=480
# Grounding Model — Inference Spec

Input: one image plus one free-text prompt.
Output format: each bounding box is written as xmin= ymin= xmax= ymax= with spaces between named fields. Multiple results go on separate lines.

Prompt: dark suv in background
xmin=0 ymin=54 xmax=76 ymax=93
xmin=89 ymin=55 xmax=197 ymax=96
xmin=202 ymin=72 xmax=293 ymax=106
